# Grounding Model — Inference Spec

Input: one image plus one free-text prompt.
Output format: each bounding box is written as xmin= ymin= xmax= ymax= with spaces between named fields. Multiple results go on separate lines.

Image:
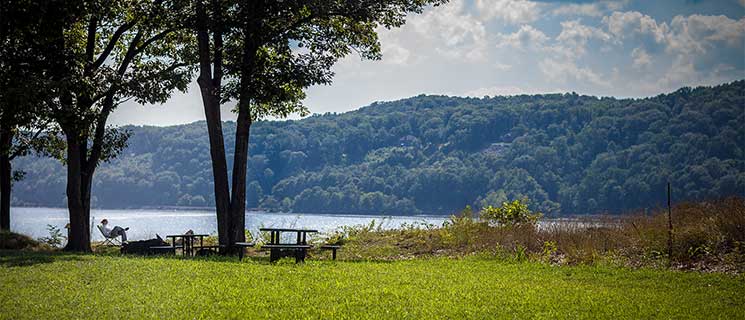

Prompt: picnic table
xmin=260 ymin=228 xmax=318 ymax=263
xmin=166 ymin=233 xmax=210 ymax=257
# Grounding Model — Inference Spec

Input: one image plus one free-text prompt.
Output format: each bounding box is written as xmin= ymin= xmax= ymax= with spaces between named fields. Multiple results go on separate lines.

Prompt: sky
xmin=110 ymin=0 xmax=745 ymax=126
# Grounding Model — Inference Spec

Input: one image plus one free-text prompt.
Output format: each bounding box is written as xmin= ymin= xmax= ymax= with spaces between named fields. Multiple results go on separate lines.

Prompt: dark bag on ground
xmin=120 ymin=236 xmax=169 ymax=255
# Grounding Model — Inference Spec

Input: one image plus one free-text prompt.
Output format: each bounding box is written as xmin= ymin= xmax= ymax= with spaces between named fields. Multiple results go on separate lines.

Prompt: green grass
xmin=1 ymin=252 xmax=743 ymax=319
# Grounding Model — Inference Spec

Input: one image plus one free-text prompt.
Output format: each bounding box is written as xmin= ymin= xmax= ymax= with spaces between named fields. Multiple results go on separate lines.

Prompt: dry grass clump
xmin=322 ymin=197 xmax=745 ymax=273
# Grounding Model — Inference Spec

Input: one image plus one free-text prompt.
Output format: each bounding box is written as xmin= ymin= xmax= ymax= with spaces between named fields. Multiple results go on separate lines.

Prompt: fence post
xmin=667 ymin=183 xmax=673 ymax=268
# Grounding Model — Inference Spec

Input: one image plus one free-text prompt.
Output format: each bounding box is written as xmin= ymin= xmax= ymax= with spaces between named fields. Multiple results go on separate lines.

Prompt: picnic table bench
xmin=321 ymin=244 xmax=341 ymax=260
xmin=259 ymin=228 xmax=318 ymax=263
xmin=235 ymin=242 xmax=255 ymax=261
xmin=156 ymin=233 xmax=209 ymax=256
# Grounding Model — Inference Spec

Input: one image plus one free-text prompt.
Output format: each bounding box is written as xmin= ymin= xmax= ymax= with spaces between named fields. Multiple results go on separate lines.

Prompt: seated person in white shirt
xmin=100 ymin=219 xmax=129 ymax=242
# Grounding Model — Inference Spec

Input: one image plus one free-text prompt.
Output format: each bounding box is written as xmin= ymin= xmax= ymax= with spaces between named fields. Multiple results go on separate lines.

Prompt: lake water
xmin=10 ymin=207 xmax=448 ymax=241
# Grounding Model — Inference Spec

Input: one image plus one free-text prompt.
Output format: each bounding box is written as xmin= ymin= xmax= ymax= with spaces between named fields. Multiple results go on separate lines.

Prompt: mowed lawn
xmin=1 ymin=252 xmax=743 ymax=319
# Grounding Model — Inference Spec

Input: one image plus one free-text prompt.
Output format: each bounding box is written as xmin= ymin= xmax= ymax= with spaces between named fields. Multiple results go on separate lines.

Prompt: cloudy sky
xmin=110 ymin=0 xmax=745 ymax=126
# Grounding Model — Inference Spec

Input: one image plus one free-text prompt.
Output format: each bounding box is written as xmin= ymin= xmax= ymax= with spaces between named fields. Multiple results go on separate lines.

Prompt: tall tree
xmin=193 ymin=0 xmax=446 ymax=251
xmin=0 ymin=0 xmax=57 ymax=231
xmin=40 ymin=0 xmax=192 ymax=251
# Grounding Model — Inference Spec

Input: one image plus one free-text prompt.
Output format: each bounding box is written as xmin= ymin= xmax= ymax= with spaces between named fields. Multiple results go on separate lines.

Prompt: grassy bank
xmin=326 ymin=197 xmax=745 ymax=273
xmin=1 ymin=251 xmax=743 ymax=319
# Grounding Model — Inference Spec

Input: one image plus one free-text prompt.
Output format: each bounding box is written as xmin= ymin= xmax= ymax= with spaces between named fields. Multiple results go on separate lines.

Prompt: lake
xmin=10 ymin=207 xmax=449 ymax=241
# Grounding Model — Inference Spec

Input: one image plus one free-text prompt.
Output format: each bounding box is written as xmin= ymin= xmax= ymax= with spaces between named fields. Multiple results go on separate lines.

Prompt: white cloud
xmin=603 ymin=11 xmax=668 ymax=45
xmin=554 ymin=19 xmax=611 ymax=57
xmin=410 ymin=1 xmax=488 ymax=61
xmin=381 ymin=43 xmax=411 ymax=65
xmin=552 ymin=0 xmax=628 ymax=17
xmin=630 ymin=47 xmax=652 ymax=69
xmin=493 ymin=62 xmax=512 ymax=71
xmin=666 ymin=14 xmax=745 ymax=56
xmin=598 ymin=11 xmax=745 ymax=95
xmin=495 ymin=25 xmax=549 ymax=50
xmin=476 ymin=0 xmax=542 ymax=25
xmin=539 ymin=58 xmax=610 ymax=87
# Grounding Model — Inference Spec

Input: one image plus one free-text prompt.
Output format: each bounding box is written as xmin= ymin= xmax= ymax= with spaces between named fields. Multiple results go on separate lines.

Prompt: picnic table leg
xmin=332 ymin=248 xmax=337 ymax=260
xmin=302 ymin=232 xmax=307 ymax=245
xmin=295 ymin=249 xmax=305 ymax=263
xmin=239 ymin=246 xmax=244 ymax=261
xmin=296 ymin=232 xmax=301 ymax=245
xmin=269 ymin=248 xmax=278 ymax=263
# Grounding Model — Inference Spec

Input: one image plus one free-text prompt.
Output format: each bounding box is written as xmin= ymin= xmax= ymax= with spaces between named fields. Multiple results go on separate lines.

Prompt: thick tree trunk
xmin=228 ymin=107 xmax=251 ymax=247
xmin=198 ymin=86 xmax=231 ymax=249
xmin=196 ymin=0 xmax=231 ymax=250
xmin=63 ymin=135 xmax=91 ymax=252
xmin=0 ymin=129 xmax=12 ymax=231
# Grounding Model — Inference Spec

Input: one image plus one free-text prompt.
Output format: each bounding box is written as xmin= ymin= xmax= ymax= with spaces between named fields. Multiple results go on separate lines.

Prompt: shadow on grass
xmin=1 ymin=248 xmax=393 ymax=267
xmin=0 ymin=250 xmax=87 ymax=267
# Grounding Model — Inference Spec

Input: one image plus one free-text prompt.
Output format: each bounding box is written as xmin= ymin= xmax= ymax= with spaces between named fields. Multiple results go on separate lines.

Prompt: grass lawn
xmin=1 ymin=251 xmax=743 ymax=319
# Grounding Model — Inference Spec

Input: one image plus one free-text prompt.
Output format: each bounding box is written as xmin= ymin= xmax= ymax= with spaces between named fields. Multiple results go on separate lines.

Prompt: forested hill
xmin=13 ymin=81 xmax=745 ymax=215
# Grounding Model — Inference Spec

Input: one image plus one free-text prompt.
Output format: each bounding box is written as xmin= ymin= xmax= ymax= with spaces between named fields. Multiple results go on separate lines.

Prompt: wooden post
xmin=667 ymin=182 xmax=673 ymax=268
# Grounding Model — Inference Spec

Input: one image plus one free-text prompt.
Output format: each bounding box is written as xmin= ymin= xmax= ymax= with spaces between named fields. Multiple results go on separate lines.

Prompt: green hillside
xmin=12 ymin=80 xmax=745 ymax=215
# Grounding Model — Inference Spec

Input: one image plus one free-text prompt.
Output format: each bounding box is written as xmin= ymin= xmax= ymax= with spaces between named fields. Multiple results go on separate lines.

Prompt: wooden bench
xmin=235 ymin=242 xmax=255 ymax=261
xmin=261 ymin=244 xmax=312 ymax=263
xmin=321 ymin=245 xmax=342 ymax=260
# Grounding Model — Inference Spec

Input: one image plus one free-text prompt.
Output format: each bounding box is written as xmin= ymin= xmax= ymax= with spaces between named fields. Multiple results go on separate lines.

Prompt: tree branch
xmin=9 ymin=124 xmax=47 ymax=160
xmin=85 ymin=17 xmax=98 ymax=64
xmin=131 ymin=28 xmax=177 ymax=57
xmin=86 ymin=21 xmax=136 ymax=74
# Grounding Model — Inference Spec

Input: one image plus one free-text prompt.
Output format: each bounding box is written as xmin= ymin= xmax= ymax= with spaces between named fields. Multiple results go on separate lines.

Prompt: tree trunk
xmin=199 ymin=86 xmax=231 ymax=249
xmin=0 ymin=128 xmax=12 ymax=231
xmin=228 ymin=106 xmax=251 ymax=247
xmin=63 ymin=135 xmax=91 ymax=252
xmin=196 ymin=0 xmax=231 ymax=250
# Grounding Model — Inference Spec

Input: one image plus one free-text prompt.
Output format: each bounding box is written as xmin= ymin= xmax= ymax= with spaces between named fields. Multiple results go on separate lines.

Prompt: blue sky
xmin=111 ymin=0 xmax=745 ymax=126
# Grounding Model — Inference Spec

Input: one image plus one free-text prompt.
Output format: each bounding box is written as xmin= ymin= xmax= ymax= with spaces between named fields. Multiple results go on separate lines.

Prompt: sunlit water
xmin=10 ymin=207 xmax=448 ymax=242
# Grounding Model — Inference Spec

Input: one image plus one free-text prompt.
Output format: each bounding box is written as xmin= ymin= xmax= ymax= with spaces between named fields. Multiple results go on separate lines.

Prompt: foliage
xmin=1 ymin=252 xmax=744 ymax=319
xmin=11 ymin=81 xmax=745 ymax=215
xmin=479 ymin=198 xmax=542 ymax=226
xmin=323 ymin=197 xmax=745 ymax=273
xmin=36 ymin=224 xmax=65 ymax=248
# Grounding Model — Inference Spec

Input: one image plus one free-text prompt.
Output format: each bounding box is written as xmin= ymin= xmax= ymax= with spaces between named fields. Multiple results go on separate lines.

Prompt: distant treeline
xmin=12 ymin=81 xmax=745 ymax=215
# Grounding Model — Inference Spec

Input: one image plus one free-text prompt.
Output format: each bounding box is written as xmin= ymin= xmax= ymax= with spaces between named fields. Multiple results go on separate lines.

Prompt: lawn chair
xmin=97 ymin=225 xmax=122 ymax=246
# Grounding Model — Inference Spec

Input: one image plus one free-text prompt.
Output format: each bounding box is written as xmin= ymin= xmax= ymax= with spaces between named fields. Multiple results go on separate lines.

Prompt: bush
xmin=480 ymin=199 xmax=542 ymax=227
xmin=37 ymin=225 xmax=65 ymax=248
xmin=1 ymin=230 xmax=43 ymax=250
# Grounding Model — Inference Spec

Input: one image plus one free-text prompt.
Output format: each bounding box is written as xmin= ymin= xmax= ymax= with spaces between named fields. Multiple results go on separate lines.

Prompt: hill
xmin=11 ymin=80 xmax=745 ymax=215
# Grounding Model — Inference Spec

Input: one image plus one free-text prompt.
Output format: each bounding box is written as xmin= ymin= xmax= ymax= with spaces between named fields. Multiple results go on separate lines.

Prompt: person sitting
xmin=100 ymin=219 xmax=129 ymax=243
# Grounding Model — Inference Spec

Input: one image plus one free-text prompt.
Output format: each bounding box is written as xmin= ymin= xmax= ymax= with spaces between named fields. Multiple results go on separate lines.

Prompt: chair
xmin=97 ymin=225 xmax=122 ymax=246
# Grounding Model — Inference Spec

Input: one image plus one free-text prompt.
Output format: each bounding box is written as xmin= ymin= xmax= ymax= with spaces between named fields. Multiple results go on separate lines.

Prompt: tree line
xmin=12 ymin=80 xmax=745 ymax=217
xmin=0 ymin=0 xmax=445 ymax=252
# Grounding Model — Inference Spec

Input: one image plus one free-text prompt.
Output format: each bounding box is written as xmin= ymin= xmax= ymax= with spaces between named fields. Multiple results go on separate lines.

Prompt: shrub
xmin=480 ymin=199 xmax=542 ymax=227
xmin=1 ymin=230 xmax=43 ymax=250
xmin=37 ymin=225 xmax=65 ymax=248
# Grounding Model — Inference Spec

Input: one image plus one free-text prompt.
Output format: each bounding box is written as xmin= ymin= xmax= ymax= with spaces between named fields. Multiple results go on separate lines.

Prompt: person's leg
xmin=111 ymin=226 xmax=127 ymax=242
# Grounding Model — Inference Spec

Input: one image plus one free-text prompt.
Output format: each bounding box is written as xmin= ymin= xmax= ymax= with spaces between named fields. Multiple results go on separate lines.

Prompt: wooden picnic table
xmin=166 ymin=233 xmax=209 ymax=257
xmin=259 ymin=228 xmax=318 ymax=263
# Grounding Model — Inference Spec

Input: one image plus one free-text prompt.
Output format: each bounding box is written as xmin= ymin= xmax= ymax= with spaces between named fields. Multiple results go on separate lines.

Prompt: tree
xmin=0 ymin=0 xmax=57 ymax=231
xmin=193 ymin=0 xmax=446 ymax=251
xmin=40 ymin=0 xmax=192 ymax=251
